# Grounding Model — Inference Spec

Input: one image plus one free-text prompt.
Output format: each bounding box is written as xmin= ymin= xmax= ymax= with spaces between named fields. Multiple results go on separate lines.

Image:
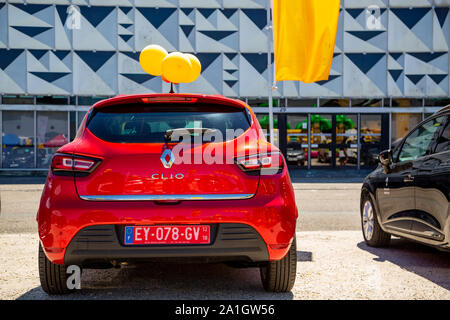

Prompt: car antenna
xmin=170 ymin=82 xmax=174 ymax=94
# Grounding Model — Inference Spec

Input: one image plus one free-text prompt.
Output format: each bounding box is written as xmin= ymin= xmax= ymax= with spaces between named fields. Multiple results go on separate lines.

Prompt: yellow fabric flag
xmin=273 ymin=0 xmax=341 ymax=83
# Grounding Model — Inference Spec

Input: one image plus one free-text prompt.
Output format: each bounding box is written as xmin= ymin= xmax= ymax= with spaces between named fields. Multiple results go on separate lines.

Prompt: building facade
xmin=0 ymin=0 xmax=449 ymax=170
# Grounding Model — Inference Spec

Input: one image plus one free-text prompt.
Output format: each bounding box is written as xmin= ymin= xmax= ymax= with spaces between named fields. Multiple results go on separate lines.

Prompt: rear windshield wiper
xmin=165 ymin=128 xmax=219 ymax=141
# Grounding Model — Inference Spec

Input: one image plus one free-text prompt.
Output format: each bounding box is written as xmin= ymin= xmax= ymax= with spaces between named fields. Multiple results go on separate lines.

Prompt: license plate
xmin=124 ymin=225 xmax=210 ymax=245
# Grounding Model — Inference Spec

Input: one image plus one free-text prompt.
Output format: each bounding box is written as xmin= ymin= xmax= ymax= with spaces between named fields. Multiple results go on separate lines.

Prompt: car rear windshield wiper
xmin=164 ymin=128 xmax=219 ymax=141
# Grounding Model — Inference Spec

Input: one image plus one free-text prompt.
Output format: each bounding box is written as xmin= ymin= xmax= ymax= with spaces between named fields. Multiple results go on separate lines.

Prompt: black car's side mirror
xmin=378 ymin=149 xmax=392 ymax=173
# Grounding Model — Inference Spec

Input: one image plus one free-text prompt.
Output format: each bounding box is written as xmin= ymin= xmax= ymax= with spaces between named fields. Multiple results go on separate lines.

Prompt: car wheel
xmin=297 ymin=160 xmax=305 ymax=166
xmin=260 ymin=235 xmax=297 ymax=292
xmin=39 ymin=243 xmax=72 ymax=294
xmin=361 ymin=194 xmax=391 ymax=247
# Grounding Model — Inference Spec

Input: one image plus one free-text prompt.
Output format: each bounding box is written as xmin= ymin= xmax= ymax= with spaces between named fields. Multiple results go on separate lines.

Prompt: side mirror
xmin=378 ymin=149 xmax=392 ymax=173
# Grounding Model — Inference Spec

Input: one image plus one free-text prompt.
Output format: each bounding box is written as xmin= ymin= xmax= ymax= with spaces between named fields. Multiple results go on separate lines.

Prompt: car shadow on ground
xmin=0 ymin=175 xmax=47 ymax=185
xmin=297 ymin=250 xmax=312 ymax=262
xmin=288 ymin=168 xmax=372 ymax=183
xmin=357 ymin=238 xmax=450 ymax=291
xmin=17 ymin=258 xmax=303 ymax=300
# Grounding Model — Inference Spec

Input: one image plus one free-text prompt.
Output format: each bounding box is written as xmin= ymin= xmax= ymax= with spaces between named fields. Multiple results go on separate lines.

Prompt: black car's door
xmin=374 ymin=157 xmax=416 ymax=232
xmin=413 ymin=116 xmax=450 ymax=242
xmin=376 ymin=115 xmax=447 ymax=234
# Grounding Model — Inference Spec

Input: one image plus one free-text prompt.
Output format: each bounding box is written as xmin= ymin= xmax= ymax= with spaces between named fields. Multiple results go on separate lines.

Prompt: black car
xmin=360 ymin=105 xmax=450 ymax=252
xmin=3 ymin=147 xmax=34 ymax=168
xmin=286 ymin=142 xmax=305 ymax=166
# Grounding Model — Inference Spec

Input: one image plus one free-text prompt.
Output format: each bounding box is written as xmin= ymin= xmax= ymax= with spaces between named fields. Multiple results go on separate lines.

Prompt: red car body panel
xmin=37 ymin=93 xmax=298 ymax=265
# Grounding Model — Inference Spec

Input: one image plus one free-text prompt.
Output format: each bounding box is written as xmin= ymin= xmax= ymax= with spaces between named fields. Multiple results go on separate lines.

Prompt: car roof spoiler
xmin=91 ymin=93 xmax=249 ymax=110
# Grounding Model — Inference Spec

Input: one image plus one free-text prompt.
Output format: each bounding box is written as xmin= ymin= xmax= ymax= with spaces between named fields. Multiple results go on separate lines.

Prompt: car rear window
xmin=86 ymin=103 xmax=251 ymax=143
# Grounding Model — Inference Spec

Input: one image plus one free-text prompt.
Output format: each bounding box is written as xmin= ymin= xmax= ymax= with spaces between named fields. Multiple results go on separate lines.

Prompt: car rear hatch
xmin=73 ymin=96 xmax=261 ymax=201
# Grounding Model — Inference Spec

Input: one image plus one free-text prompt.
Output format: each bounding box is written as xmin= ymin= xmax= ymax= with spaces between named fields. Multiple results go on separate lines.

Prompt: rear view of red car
xmin=37 ymin=93 xmax=298 ymax=294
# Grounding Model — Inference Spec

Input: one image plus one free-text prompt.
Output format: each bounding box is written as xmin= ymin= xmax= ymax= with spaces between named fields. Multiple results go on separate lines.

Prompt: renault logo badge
xmin=160 ymin=149 xmax=175 ymax=168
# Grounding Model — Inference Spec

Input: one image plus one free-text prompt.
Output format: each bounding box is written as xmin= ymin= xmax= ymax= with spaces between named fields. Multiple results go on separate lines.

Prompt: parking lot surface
xmin=0 ymin=182 xmax=449 ymax=300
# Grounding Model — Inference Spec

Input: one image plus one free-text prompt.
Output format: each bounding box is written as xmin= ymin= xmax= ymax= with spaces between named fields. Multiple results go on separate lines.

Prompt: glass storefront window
xmin=361 ymin=115 xmax=382 ymax=143
xmin=287 ymin=99 xmax=318 ymax=108
xmin=424 ymin=113 xmax=434 ymax=120
xmin=391 ymin=113 xmax=422 ymax=145
xmin=2 ymin=95 xmax=34 ymax=104
xmin=73 ymin=111 xmax=88 ymax=139
xmin=287 ymin=115 xmax=308 ymax=143
xmin=256 ymin=113 xmax=279 ymax=147
xmin=360 ymin=115 xmax=382 ymax=167
xmin=351 ymin=99 xmax=383 ymax=107
xmin=70 ymin=111 xmax=88 ymax=141
xmin=2 ymin=111 xmax=35 ymax=168
xmin=248 ymin=99 xmax=279 ymax=109
xmin=310 ymin=114 xmax=332 ymax=166
xmin=69 ymin=96 xmax=77 ymax=105
xmin=78 ymin=111 xmax=88 ymax=126
xmin=424 ymin=98 xmax=450 ymax=107
xmin=0 ymin=95 xmax=435 ymax=171
xmin=286 ymin=115 xmax=308 ymax=167
xmin=336 ymin=114 xmax=358 ymax=167
xmin=36 ymin=112 xmax=68 ymax=168
xmin=391 ymin=98 xmax=423 ymax=107
xmin=36 ymin=96 xmax=68 ymax=105
xmin=70 ymin=111 xmax=77 ymax=141
xmin=319 ymin=98 xmax=349 ymax=107
xmin=77 ymin=96 xmax=110 ymax=106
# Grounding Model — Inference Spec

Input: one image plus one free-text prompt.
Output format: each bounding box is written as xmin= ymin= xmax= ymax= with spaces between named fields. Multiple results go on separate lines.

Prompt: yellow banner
xmin=273 ymin=0 xmax=341 ymax=83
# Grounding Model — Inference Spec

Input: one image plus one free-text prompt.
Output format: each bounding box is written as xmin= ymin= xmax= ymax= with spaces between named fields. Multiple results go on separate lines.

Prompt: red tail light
xmin=51 ymin=154 xmax=101 ymax=175
xmin=235 ymin=152 xmax=284 ymax=175
xmin=141 ymin=97 xmax=198 ymax=103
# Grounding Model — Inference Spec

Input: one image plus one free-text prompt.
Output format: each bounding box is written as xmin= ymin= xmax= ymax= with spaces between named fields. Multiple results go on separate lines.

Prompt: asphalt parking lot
xmin=0 ymin=179 xmax=449 ymax=300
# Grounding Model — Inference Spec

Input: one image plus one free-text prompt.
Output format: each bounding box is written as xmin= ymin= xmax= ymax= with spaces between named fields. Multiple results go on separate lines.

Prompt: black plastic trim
xmin=64 ymin=223 xmax=269 ymax=266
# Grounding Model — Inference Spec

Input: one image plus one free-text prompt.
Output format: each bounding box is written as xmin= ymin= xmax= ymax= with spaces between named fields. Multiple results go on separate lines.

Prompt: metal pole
xmin=357 ymin=113 xmax=361 ymax=170
xmin=266 ymin=0 xmax=274 ymax=144
xmin=67 ymin=111 xmax=70 ymax=142
xmin=388 ymin=111 xmax=392 ymax=150
xmin=307 ymin=113 xmax=311 ymax=170
xmin=34 ymin=110 xmax=37 ymax=168
xmin=0 ymin=110 xmax=2 ymax=169
xmin=75 ymin=110 xmax=79 ymax=138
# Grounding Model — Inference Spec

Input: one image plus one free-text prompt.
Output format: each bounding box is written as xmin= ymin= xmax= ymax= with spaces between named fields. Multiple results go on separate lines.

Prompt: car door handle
xmin=403 ymin=174 xmax=414 ymax=183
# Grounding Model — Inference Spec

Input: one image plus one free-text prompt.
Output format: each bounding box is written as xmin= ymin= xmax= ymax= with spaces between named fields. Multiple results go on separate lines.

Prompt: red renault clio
xmin=37 ymin=93 xmax=298 ymax=294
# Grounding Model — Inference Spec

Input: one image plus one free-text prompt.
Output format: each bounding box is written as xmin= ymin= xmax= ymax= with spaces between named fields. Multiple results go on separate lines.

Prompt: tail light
xmin=141 ymin=97 xmax=198 ymax=103
xmin=51 ymin=153 xmax=101 ymax=175
xmin=235 ymin=152 xmax=284 ymax=175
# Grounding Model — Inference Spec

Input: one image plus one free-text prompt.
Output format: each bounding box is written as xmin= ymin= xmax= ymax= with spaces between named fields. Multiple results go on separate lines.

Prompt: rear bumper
xmin=64 ymin=223 xmax=269 ymax=266
xmin=37 ymin=169 xmax=298 ymax=265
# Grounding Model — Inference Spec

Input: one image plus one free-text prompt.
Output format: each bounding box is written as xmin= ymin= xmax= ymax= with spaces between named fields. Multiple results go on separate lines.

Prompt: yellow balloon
xmin=162 ymin=52 xmax=192 ymax=83
xmin=139 ymin=44 xmax=168 ymax=76
xmin=185 ymin=53 xmax=202 ymax=83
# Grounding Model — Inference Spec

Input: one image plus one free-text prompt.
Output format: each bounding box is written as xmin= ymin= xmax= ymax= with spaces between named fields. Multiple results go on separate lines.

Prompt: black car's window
xmin=397 ymin=116 xmax=446 ymax=162
xmin=434 ymin=117 xmax=450 ymax=153
xmin=87 ymin=103 xmax=251 ymax=143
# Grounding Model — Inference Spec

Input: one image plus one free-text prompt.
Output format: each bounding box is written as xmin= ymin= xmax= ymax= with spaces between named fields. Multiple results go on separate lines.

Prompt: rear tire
xmin=361 ymin=193 xmax=391 ymax=247
xmin=39 ymin=243 xmax=71 ymax=294
xmin=260 ymin=236 xmax=297 ymax=292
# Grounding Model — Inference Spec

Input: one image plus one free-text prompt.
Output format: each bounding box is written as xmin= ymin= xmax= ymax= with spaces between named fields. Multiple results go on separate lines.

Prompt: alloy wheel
xmin=362 ymin=200 xmax=374 ymax=240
